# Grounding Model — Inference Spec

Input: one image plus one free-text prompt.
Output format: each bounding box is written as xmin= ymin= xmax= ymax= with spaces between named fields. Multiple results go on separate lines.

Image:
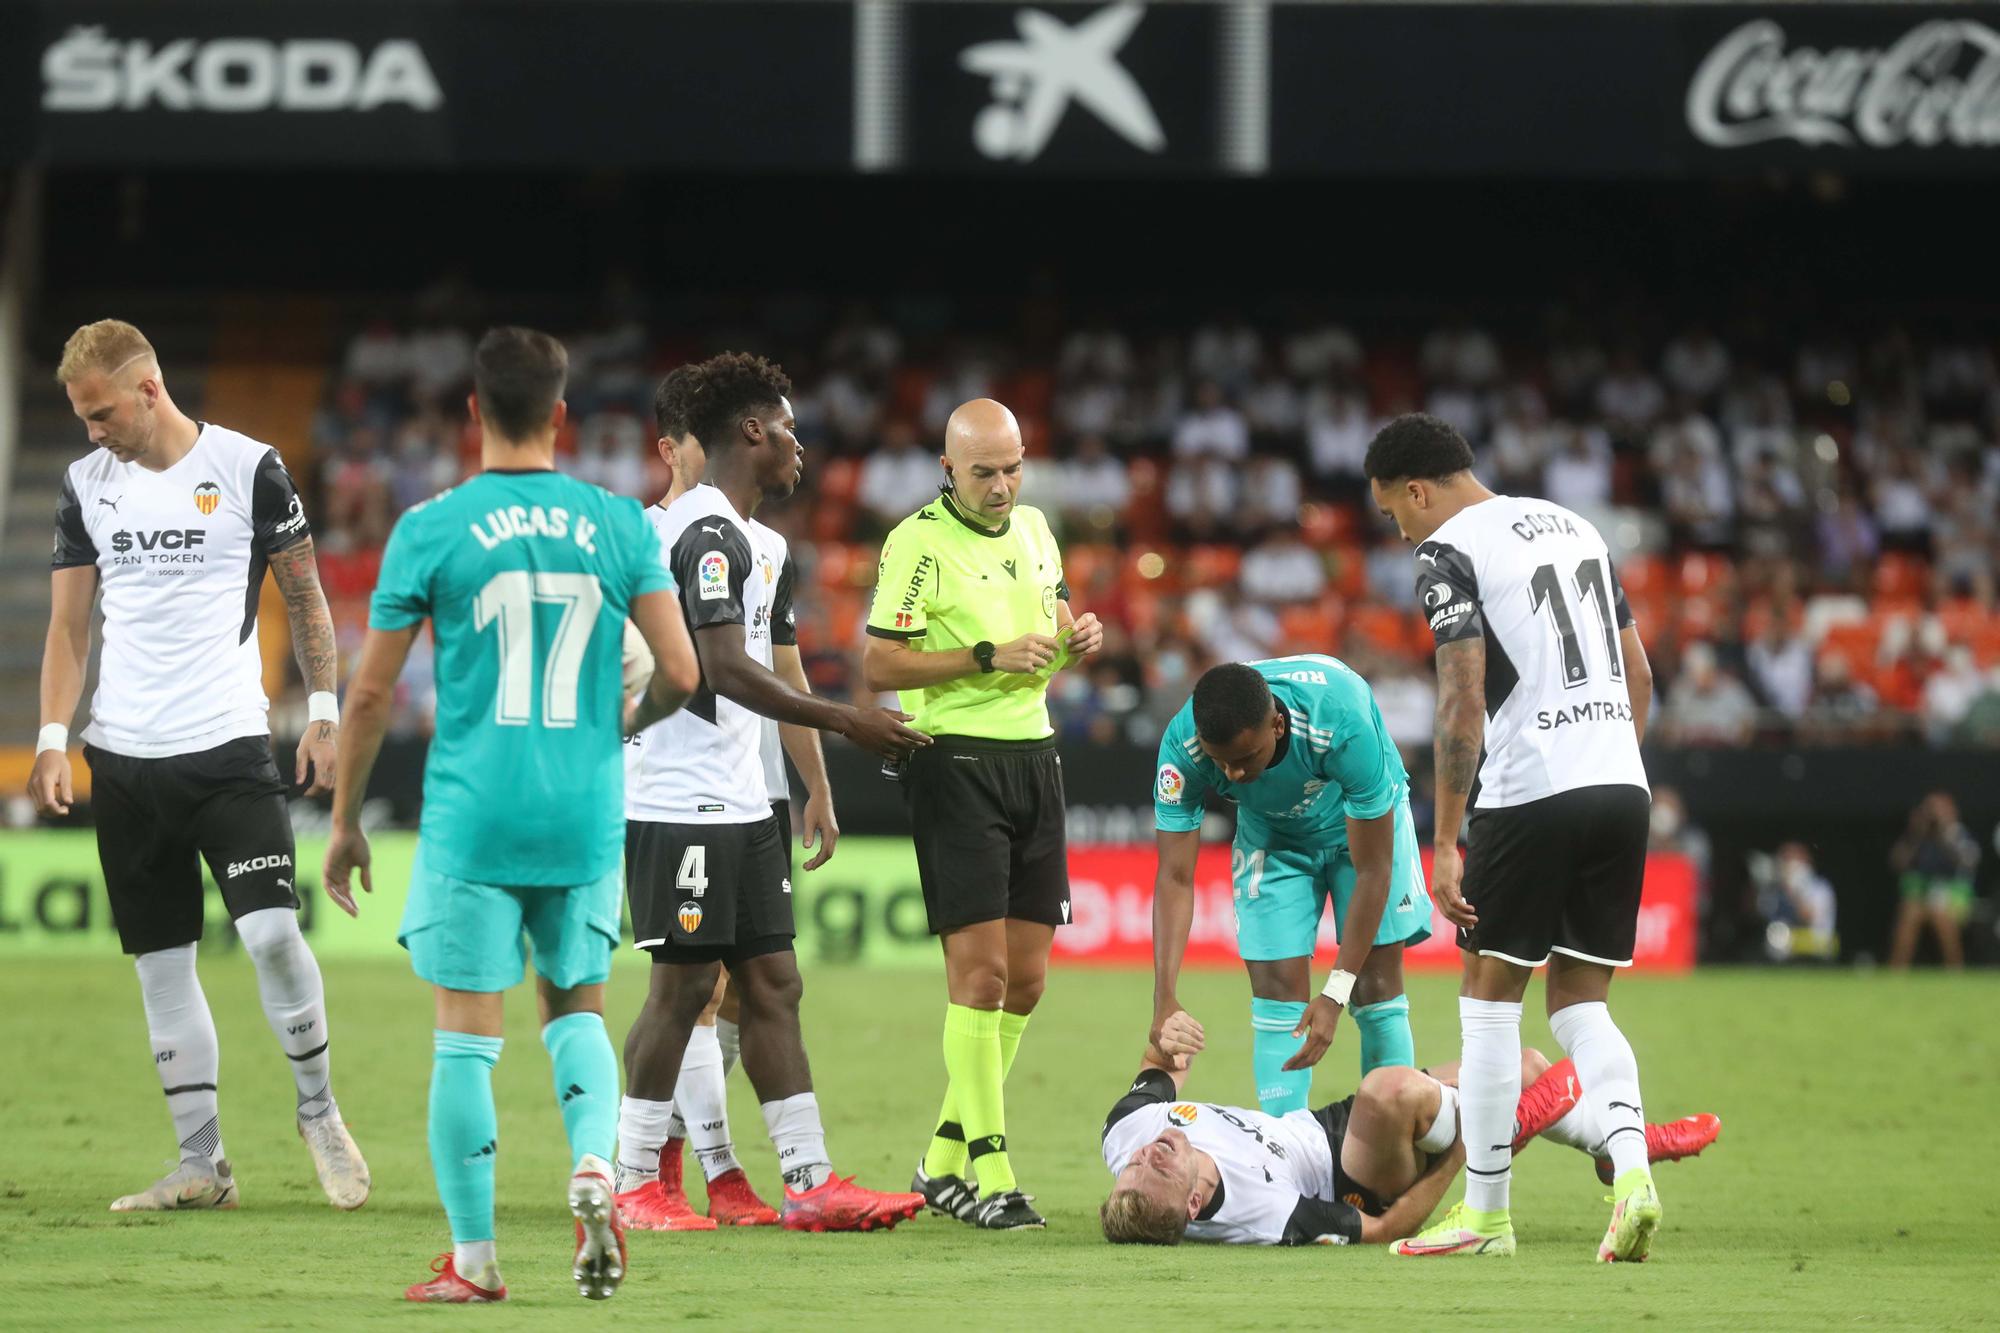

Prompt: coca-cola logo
xmin=1687 ymin=18 xmax=2000 ymax=149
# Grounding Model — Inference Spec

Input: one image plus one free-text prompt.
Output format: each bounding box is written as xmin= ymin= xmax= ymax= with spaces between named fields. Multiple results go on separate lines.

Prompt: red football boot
xmin=1597 ymin=1113 xmax=1722 ymax=1185
xmin=1511 ymin=1058 xmax=1581 ymax=1153
xmin=660 ymin=1137 xmax=686 ymax=1197
xmin=404 ymin=1254 xmax=507 ymax=1303
xmin=779 ymin=1174 xmax=925 ymax=1232
xmin=706 ymin=1168 xmax=780 ymax=1227
xmin=615 ymin=1178 xmax=719 ymax=1232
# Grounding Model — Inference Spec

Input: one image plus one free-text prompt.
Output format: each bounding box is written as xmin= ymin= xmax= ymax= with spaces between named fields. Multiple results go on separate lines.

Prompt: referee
xmin=862 ymin=397 xmax=1104 ymax=1231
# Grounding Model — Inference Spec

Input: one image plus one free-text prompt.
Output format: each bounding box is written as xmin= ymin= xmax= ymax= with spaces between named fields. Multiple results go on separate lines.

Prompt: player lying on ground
xmin=1151 ymin=659 xmax=1434 ymax=1117
xmin=1099 ymin=1012 xmax=1718 ymax=1246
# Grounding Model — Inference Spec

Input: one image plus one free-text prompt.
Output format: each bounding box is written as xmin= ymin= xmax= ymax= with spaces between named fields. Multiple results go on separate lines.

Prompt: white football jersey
xmin=52 ymin=424 xmax=312 ymax=758
xmin=747 ymin=517 xmax=798 ymax=805
xmin=1101 ymin=1072 xmax=1361 ymax=1246
xmin=1415 ymin=495 xmax=1649 ymax=808
xmin=624 ymin=485 xmax=779 ymax=825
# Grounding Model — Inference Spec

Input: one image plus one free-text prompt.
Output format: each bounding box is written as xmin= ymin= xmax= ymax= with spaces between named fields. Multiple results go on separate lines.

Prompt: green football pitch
xmin=1 ymin=957 xmax=1993 ymax=1330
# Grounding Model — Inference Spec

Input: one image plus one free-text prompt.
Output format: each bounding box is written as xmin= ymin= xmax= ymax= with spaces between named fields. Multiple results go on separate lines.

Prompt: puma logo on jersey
xmin=98 ymin=496 xmax=121 ymax=513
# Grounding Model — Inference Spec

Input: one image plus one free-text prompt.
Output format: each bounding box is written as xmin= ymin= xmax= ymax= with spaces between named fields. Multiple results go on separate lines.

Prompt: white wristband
xmin=36 ymin=723 xmax=69 ymax=755
xmin=307 ymin=691 xmax=340 ymax=725
xmin=1321 ymin=969 xmax=1357 ymax=1007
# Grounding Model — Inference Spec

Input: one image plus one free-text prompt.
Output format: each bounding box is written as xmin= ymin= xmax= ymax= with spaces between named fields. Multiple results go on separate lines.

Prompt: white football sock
xmin=1415 ymin=1077 xmax=1460 ymax=1154
xmin=762 ymin=1092 xmax=830 ymax=1192
xmin=674 ymin=1026 xmax=740 ymax=1180
xmin=135 ymin=945 xmax=225 ymax=1166
xmin=453 ymin=1240 xmax=499 ymax=1288
xmin=1539 ymin=1101 xmax=1608 ymax=1156
xmin=1550 ymin=1000 xmax=1647 ymax=1178
xmin=235 ymin=907 xmax=336 ymax=1121
xmin=1459 ymin=997 xmax=1523 ymax=1215
xmin=715 ymin=1017 xmax=741 ymax=1077
xmin=615 ymin=1096 xmax=675 ymax=1193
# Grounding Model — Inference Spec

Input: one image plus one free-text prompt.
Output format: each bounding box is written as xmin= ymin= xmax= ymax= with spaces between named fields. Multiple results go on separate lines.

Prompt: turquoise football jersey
xmin=370 ymin=471 xmax=675 ymax=885
xmin=1153 ymin=654 xmax=1407 ymax=847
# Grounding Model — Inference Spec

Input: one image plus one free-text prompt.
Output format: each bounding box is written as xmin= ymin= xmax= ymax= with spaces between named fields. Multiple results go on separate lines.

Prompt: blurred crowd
xmin=300 ymin=290 xmax=2000 ymax=751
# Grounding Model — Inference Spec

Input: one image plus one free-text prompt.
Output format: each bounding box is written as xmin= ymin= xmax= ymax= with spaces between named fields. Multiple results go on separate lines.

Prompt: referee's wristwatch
xmin=973 ymin=640 xmax=997 ymax=673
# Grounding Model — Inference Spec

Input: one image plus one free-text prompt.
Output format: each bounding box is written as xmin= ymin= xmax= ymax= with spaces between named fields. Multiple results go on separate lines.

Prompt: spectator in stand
xmin=1661 ymin=324 xmax=1731 ymax=404
xmin=1238 ymin=453 xmax=1303 ymax=531
xmin=1650 ymin=393 xmax=1726 ymax=476
xmin=1165 ymin=456 xmax=1239 ymax=542
xmin=389 ymin=411 xmax=459 ymax=513
xmin=1488 ymin=386 xmax=1554 ymax=496
xmin=1054 ymin=372 xmax=1126 ymax=441
xmin=1736 ymin=448 xmax=1808 ymax=558
xmin=1647 ymin=787 xmax=1711 ymax=888
xmin=1660 ymin=641 xmax=1758 ymax=746
xmin=572 ymin=407 xmax=648 ymax=499
xmin=406 ymin=324 xmax=474 ymax=410
xmin=1953 ymin=666 xmax=2000 ymax=744
xmin=921 ymin=349 xmax=995 ymax=436
xmin=1238 ymin=528 xmax=1326 ymax=605
xmin=1800 ymin=651 xmax=1881 ymax=742
xmin=1871 ymin=447 xmax=1935 ymax=553
xmin=1595 ymin=346 xmax=1666 ymax=442
xmin=1419 ymin=312 xmax=1501 ymax=388
xmin=1172 ymin=379 xmax=1250 ymax=461
xmin=1745 ymin=617 xmax=1814 ymax=722
xmin=1544 ymin=315 xmax=1606 ymax=417
xmin=1243 ymin=360 xmax=1303 ymax=447
xmin=1283 ymin=319 xmax=1362 ymax=383
xmin=1816 ymin=487 xmax=1881 ymax=590
xmin=344 ymin=320 xmax=412 ymax=405
xmin=1719 ymin=364 xmax=1794 ymax=440
xmin=1049 ymin=433 xmax=1131 ymax=538
xmin=1184 ymin=587 xmax=1279 ymax=664
xmin=825 ymin=302 xmax=901 ymax=375
xmin=815 ymin=362 xmax=885 ymax=452
xmin=1922 ymin=329 xmax=1997 ymax=416
xmin=1368 ymin=656 xmax=1436 ymax=751
xmin=1661 ymin=438 xmax=1736 ymax=550
xmin=1757 ymin=842 xmax=1839 ymax=962
xmin=1888 ymin=792 xmax=1979 ymax=968
xmin=1541 ymin=422 xmax=1614 ymax=514
xmin=1127 ymin=338 xmax=1186 ymax=445
xmin=1303 ymin=379 xmax=1374 ymax=485
xmin=1931 ymin=458 xmax=1997 ymax=596
xmin=321 ymin=427 xmax=394 ymax=553
xmin=857 ymin=419 xmax=940 ymax=535
xmin=1059 ymin=318 xmax=1135 ymax=381
xmin=1922 ymin=645 xmax=1986 ymax=745
xmin=1188 ymin=313 xmax=1262 ymax=391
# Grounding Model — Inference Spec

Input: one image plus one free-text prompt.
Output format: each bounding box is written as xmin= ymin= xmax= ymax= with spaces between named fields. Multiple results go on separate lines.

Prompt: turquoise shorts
xmin=398 ymin=843 xmax=622 ymax=993
xmin=1231 ymin=797 xmax=1433 ymax=962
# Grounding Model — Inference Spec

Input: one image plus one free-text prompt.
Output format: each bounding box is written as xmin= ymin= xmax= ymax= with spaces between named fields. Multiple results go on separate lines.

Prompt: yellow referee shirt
xmin=865 ymin=489 xmax=1069 ymax=740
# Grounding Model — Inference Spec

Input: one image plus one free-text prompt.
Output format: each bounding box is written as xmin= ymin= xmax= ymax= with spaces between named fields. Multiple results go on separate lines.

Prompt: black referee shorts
xmin=83 ymin=737 xmax=300 ymax=956
xmin=902 ymin=735 xmax=1070 ymax=935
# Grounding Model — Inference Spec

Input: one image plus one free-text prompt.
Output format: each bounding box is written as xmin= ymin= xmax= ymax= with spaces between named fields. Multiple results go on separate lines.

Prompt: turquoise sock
xmin=430 ymin=1031 xmax=503 ymax=1244
xmin=542 ymin=1012 xmax=618 ymax=1169
xmin=1353 ymin=995 xmax=1416 ymax=1074
xmin=1250 ymin=998 xmax=1311 ymax=1114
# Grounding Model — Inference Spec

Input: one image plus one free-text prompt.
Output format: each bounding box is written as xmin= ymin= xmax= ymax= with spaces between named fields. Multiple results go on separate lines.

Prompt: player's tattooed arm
xmin=270 ymin=538 xmax=339 ymax=696
xmin=1432 ymin=635 xmax=1486 ymax=806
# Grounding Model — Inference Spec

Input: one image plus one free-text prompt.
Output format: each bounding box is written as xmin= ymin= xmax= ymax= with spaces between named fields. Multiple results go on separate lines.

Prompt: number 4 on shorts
xmin=677 ymin=845 xmax=708 ymax=899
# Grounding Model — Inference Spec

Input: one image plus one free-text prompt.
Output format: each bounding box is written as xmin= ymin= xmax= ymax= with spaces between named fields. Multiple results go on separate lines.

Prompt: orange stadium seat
xmin=1184 ymin=545 xmax=1243 ymax=588
xmin=1617 ymin=554 xmax=1666 ymax=598
xmin=1330 ymin=543 xmax=1369 ymax=600
xmin=1122 ymin=458 xmax=1169 ymax=543
xmin=1348 ymin=605 xmax=1408 ymax=657
xmin=1676 ymin=552 xmax=1733 ymax=597
xmin=1819 ymin=621 xmax=1882 ymax=671
xmin=1872 ymin=553 xmax=1930 ymax=603
xmin=817 ymin=457 xmax=860 ymax=505
xmin=1277 ymin=598 xmax=1343 ymax=653
xmin=1062 ymin=544 xmax=1115 ymax=594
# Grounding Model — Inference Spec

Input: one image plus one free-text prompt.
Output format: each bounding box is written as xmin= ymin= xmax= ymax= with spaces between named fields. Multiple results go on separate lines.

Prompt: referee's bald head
xmin=943 ymin=398 xmax=1025 ymax=525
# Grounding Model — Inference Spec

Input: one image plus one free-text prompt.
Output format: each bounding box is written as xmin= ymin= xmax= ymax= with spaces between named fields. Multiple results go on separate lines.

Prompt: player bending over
xmin=1151 ymin=659 xmax=1433 ymax=1115
xmin=1099 ymin=1013 xmax=1718 ymax=1246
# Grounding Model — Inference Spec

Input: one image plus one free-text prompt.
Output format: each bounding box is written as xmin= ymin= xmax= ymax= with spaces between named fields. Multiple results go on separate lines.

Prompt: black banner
xmin=900 ymin=1 xmax=1221 ymax=173
xmin=5 ymin=4 xmax=1995 ymax=175
xmin=21 ymin=0 xmax=853 ymax=169
xmin=1270 ymin=3 xmax=2000 ymax=177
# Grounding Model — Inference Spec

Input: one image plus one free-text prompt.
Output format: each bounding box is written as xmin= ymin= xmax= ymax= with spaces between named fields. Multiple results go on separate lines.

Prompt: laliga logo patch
xmin=677 ymin=901 xmax=705 ymax=934
xmin=1157 ymin=763 xmax=1185 ymax=804
xmin=193 ymin=480 xmax=221 ymax=515
xmin=1168 ymin=1104 xmax=1199 ymax=1127
xmin=1042 ymin=585 xmax=1057 ymax=617
xmin=699 ymin=551 xmax=729 ymax=601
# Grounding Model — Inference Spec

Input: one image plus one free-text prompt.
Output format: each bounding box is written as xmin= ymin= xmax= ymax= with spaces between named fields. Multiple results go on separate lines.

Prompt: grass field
xmin=1 ymin=957 xmax=1994 ymax=1330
